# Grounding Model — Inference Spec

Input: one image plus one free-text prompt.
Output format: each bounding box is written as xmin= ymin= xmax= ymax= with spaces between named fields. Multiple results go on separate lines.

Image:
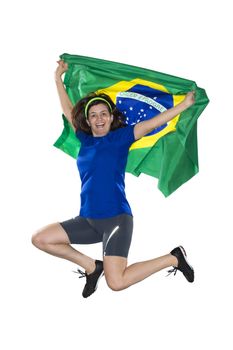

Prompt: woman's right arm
xmin=55 ymin=60 xmax=75 ymax=130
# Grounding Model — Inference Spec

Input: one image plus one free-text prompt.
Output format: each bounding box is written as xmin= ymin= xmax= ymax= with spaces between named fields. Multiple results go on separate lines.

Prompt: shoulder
xmin=76 ymin=129 xmax=91 ymax=143
xmin=110 ymin=124 xmax=136 ymax=145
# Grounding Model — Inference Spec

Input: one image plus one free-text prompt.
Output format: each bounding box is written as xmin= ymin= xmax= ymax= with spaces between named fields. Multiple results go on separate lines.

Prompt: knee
xmin=31 ymin=231 xmax=46 ymax=250
xmin=105 ymin=276 xmax=125 ymax=292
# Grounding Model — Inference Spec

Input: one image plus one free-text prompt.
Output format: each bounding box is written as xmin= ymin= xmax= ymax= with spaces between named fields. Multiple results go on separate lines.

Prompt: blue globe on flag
xmin=116 ymin=84 xmax=173 ymax=136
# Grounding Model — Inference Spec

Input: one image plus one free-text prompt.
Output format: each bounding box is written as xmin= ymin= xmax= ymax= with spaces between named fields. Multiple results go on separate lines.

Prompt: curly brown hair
xmin=71 ymin=93 xmax=127 ymax=134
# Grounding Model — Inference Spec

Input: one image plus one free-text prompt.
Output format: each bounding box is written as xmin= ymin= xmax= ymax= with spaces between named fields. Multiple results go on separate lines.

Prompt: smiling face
xmin=87 ymin=103 xmax=114 ymax=137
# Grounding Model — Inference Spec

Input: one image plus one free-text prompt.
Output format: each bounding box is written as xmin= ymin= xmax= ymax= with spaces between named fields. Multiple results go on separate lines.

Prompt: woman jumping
xmin=32 ymin=60 xmax=195 ymax=298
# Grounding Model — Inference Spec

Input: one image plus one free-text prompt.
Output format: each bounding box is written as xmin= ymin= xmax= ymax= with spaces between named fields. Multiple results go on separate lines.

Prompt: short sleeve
xmin=76 ymin=130 xmax=89 ymax=143
xmin=112 ymin=125 xmax=136 ymax=146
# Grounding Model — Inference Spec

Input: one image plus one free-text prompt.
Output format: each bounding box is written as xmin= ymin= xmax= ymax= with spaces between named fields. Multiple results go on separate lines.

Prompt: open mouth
xmin=96 ymin=123 xmax=105 ymax=129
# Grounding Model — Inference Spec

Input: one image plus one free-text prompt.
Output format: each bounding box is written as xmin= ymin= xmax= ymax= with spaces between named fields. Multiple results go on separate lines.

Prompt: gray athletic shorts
xmin=59 ymin=214 xmax=133 ymax=258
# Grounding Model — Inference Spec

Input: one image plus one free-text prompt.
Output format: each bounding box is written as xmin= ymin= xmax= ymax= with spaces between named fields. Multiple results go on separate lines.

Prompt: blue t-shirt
xmin=76 ymin=125 xmax=136 ymax=219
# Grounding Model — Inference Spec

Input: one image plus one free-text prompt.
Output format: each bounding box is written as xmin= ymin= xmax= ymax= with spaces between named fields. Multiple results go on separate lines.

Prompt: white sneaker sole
xmin=94 ymin=270 xmax=105 ymax=291
xmin=179 ymin=245 xmax=194 ymax=272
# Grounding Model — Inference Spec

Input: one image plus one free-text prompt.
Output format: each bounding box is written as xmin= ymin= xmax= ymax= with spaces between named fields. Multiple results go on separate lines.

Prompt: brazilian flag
xmin=54 ymin=53 xmax=209 ymax=197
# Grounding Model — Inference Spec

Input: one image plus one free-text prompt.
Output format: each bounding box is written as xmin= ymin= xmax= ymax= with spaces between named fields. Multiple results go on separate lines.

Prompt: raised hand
xmin=183 ymin=91 xmax=195 ymax=108
xmin=55 ymin=60 xmax=68 ymax=79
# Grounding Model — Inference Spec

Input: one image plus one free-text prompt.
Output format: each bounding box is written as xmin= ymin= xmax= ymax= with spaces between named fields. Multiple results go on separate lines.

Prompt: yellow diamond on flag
xmin=97 ymin=78 xmax=185 ymax=150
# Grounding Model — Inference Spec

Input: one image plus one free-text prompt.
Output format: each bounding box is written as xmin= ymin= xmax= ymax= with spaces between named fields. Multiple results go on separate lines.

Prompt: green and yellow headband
xmin=84 ymin=97 xmax=113 ymax=119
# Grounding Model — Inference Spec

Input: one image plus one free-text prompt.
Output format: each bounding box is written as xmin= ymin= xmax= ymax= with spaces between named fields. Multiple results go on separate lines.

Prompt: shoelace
xmin=73 ymin=269 xmax=87 ymax=279
xmin=166 ymin=267 xmax=178 ymax=277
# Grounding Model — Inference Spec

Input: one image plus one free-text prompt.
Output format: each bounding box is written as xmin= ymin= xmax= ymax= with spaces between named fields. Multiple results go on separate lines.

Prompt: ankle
xmin=170 ymin=254 xmax=178 ymax=268
xmin=86 ymin=260 xmax=96 ymax=275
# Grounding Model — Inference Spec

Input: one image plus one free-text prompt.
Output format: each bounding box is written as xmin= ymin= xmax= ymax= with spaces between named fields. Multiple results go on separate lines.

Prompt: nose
xmin=96 ymin=114 xmax=104 ymax=122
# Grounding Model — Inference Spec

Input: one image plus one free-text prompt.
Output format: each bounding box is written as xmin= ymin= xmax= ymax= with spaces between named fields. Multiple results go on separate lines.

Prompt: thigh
xmin=60 ymin=216 xmax=102 ymax=244
xmin=102 ymin=214 xmax=133 ymax=258
xmin=104 ymin=256 xmax=127 ymax=275
xmin=32 ymin=222 xmax=71 ymax=245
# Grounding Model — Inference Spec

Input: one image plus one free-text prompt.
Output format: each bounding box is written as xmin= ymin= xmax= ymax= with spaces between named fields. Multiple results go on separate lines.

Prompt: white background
xmin=1 ymin=0 xmax=232 ymax=349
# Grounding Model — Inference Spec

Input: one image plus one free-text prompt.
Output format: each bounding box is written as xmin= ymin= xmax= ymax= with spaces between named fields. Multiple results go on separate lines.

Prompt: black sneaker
xmin=74 ymin=260 xmax=104 ymax=298
xmin=167 ymin=246 xmax=194 ymax=283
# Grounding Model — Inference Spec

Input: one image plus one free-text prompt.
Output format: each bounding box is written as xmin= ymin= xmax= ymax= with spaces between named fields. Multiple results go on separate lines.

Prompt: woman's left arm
xmin=134 ymin=91 xmax=195 ymax=140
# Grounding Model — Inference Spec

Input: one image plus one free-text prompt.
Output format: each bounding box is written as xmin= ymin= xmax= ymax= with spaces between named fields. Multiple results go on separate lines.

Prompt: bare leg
xmin=31 ymin=223 xmax=95 ymax=274
xmin=104 ymin=254 xmax=178 ymax=291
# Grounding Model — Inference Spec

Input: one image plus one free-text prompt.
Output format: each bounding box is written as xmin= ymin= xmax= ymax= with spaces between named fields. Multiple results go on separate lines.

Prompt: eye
xmin=90 ymin=114 xmax=96 ymax=119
